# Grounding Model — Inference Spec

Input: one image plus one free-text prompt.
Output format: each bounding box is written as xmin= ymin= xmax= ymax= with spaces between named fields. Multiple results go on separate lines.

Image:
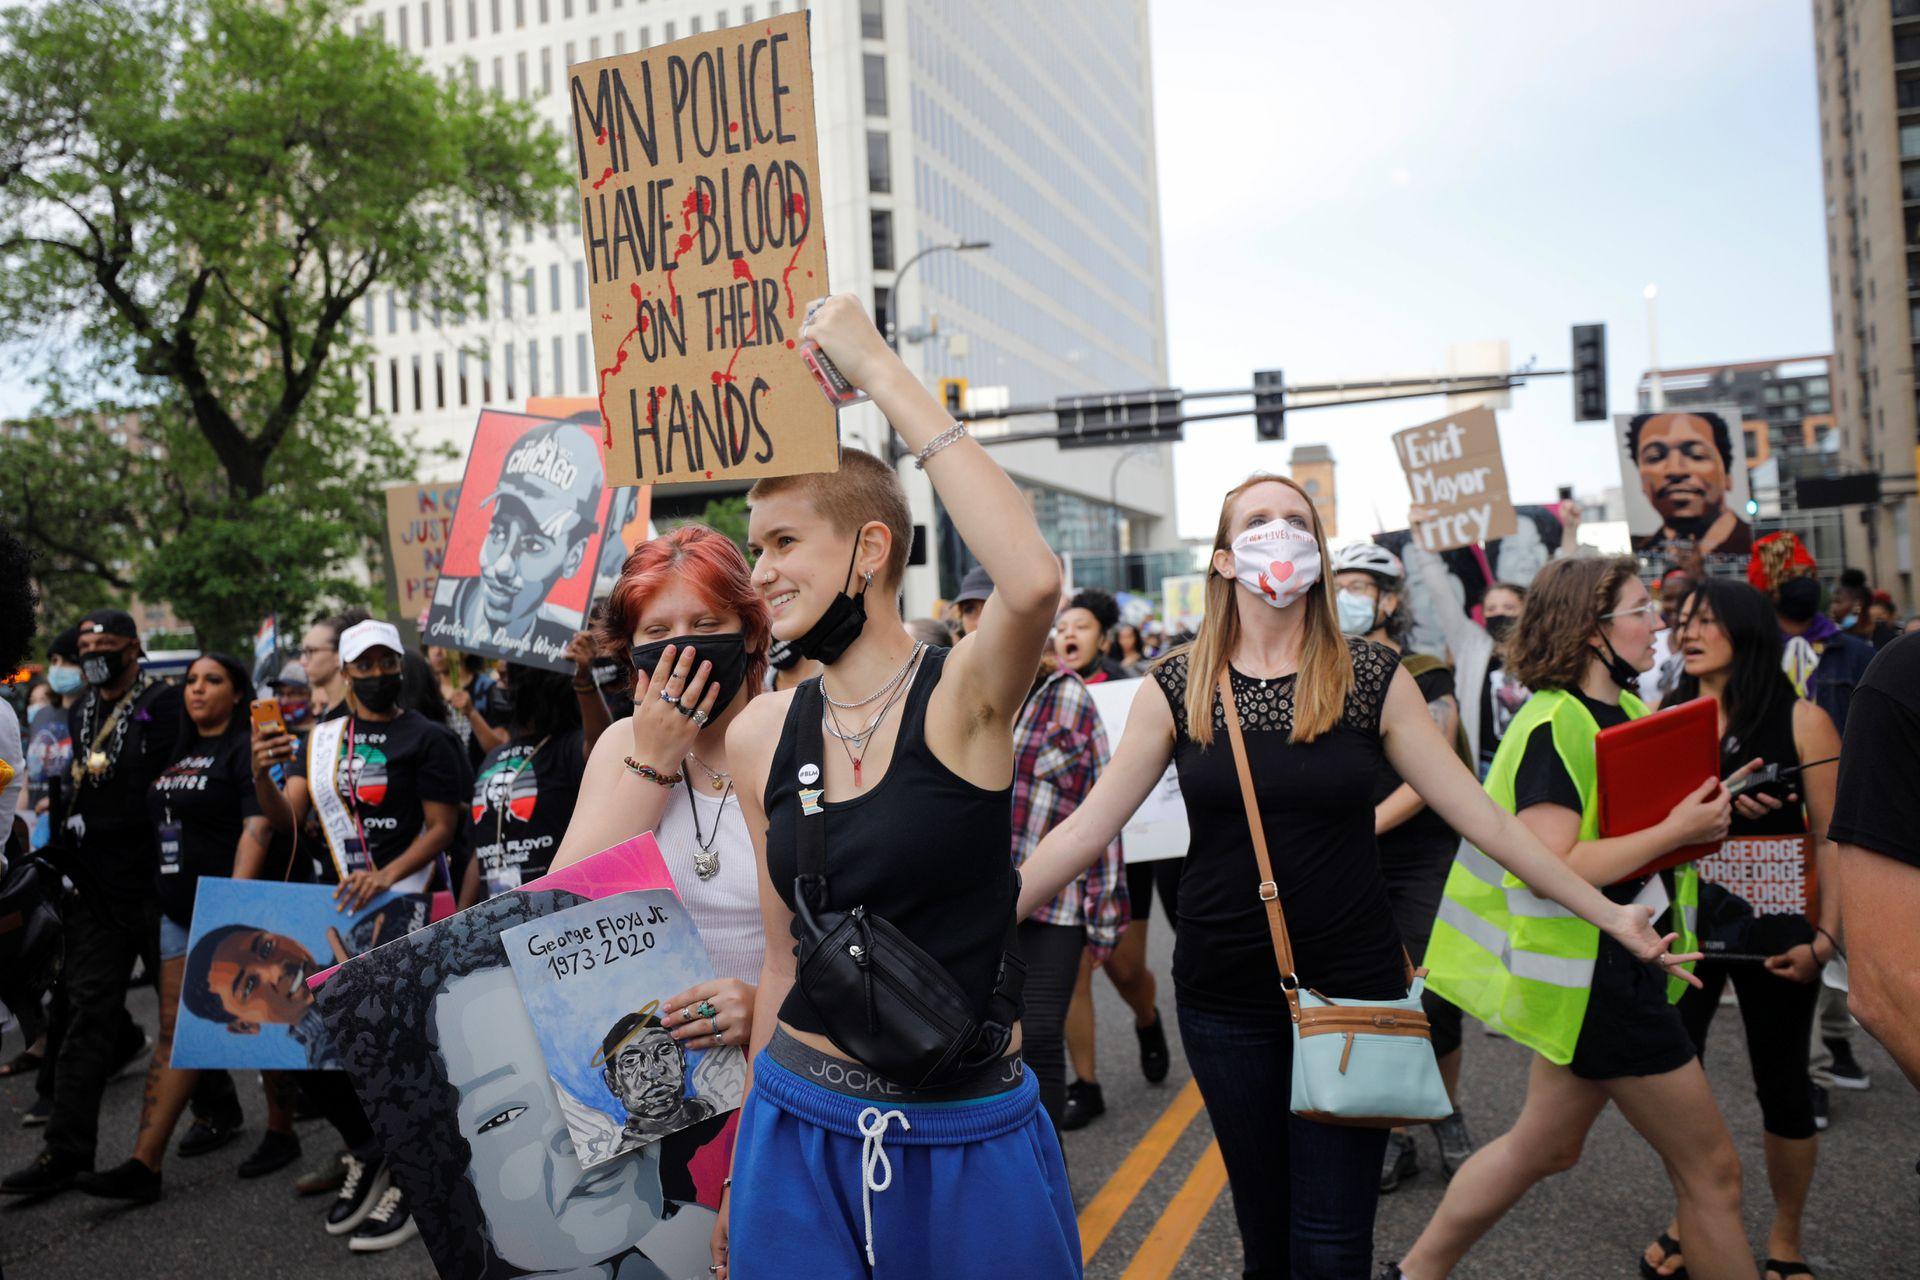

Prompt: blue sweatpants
xmin=730 ymin=1053 xmax=1081 ymax=1279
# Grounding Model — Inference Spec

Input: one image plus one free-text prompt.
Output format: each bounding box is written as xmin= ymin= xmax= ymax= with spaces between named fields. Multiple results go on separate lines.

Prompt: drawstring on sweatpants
xmin=856 ymin=1105 xmax=911 ymax=1266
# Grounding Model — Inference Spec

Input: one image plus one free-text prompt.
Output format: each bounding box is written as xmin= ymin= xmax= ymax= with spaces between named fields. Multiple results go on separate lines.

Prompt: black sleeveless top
xmin=765 ymin=647 xmax=1019 ymax=1035
xmin=1722 ymin=691 xmax=1805 ymax=839
xmin=1152 ymin=638 xmax=1408 ymax=1014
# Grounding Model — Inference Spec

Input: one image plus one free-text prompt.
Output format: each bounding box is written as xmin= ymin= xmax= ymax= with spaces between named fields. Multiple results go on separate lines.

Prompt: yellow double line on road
xmin=1076 ymin=1080 xmax=1230 ymax=1279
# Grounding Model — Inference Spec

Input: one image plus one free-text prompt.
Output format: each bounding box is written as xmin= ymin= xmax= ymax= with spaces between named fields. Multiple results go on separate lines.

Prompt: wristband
xmin=1813 ymin=924 xmax=1843 ymax=959
xmin=913 ymin=420 xmax=969 ymax=469
xmin=623 ymin=758 xmax=684 ymax=787
xmin=572 ymin=682 xmax=598 ymax=693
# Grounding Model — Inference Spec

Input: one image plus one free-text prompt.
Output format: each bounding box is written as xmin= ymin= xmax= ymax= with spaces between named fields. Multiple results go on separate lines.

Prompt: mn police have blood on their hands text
xmin=571 ymin=13 xmax=834 ymax=487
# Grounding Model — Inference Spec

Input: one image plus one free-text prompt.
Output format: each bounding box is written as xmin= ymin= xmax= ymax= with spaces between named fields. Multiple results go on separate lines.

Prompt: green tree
xmin=0 ymin=0 xmax=571 ymax=649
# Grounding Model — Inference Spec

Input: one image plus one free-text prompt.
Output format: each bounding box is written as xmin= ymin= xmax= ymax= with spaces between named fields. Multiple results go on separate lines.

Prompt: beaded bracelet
xmin=623 ymin=758 xmax=684 ymax=787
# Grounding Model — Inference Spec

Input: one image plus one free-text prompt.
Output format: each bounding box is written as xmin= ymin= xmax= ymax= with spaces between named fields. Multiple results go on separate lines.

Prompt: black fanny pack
xmin=787 ymin=676 xmax=1024 ymax=1089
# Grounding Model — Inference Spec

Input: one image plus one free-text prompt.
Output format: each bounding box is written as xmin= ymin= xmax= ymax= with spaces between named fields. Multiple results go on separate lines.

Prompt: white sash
xmin=308 ymin=717 xmax=367 ymax=881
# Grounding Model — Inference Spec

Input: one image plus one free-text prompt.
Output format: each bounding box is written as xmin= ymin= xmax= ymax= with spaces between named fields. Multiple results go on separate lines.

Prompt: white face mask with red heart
xmin=1222 ymin=519 xmax=1322 ymax=609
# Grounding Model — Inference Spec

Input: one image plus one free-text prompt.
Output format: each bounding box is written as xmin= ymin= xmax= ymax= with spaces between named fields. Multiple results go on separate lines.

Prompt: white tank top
xmin=652 ymin=782 xmax=764 ymax=984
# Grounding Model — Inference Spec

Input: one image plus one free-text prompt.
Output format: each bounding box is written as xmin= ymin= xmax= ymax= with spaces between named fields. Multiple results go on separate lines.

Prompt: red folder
xmin=1595 ymin=696 xmax=1722 ymax=882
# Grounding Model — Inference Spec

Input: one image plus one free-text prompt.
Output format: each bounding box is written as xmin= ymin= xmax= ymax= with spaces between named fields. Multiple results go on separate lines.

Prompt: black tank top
xmin=765 ymin=647 xmax=1019 ymax=1035
xmin=1723 ymin=692 xmax=1804 ymax=839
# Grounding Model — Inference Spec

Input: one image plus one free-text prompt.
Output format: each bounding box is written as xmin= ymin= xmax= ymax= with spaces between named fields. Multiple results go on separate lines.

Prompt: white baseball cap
xmin=339 ymin=620 xmax=405 ymax=665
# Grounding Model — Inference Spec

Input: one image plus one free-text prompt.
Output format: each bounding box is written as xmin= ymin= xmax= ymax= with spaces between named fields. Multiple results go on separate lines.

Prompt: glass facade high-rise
xmin=351 ymin=0 xmax=1173 ymax=610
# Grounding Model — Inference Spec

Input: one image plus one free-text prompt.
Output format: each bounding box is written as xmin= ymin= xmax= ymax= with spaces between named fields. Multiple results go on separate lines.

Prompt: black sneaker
xmin=76 ymin=1157 xmax=162 ymax=1204
xmin=1060 ymin=1080 xmax=1106 ymax=1132
xmin=348 ymin=1185 xmax=420 ymax=1253
xmin=1811 ymin=1083 xmax=1830 ymax=1132
xmin=1825 ymin=1037 xmax=1871 ymax=1091
xmin=238 ymin=1129 xmax=302 ymax=1180
xmin=324 ymin=1153 xmax=390 ymax=1236
xmin=177 ymin=1112 xmax=244 ymax=1158
xmin=1432 ymin=1108 xmax=1475 ymax=1178
xmin=21 ymin=1095 xmax=51 ymax=1128
xmin=1380 ymin=1130 xmax=1419 ymax=1193
xmin=1136 ymin=1010 xmax=1171 ymax=1085
xmin=0 ymin=1149 xmax=87 ymax=1196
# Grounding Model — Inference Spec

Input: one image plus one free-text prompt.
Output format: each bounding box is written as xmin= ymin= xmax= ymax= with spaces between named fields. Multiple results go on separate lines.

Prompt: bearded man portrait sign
xmin=1618 ymin=407 xmax=1754 ymax=557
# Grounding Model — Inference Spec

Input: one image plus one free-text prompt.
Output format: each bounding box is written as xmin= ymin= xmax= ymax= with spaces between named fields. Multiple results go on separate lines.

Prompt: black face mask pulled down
xmin=82 ymin=649 xmax=128 ymax=689
xmin=631 ymin=632 xmax=753 ymax=714
xmin=1590 ymin=634 xmax=1642 ymax=692
xmin=789 ymin=539 xmax=870 ymax=666
xmin=351 ymin=672 xmax=404 ymax=716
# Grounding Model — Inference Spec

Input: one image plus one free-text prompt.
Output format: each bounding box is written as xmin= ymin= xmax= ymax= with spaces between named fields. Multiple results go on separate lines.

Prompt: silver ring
xmin=716 ymin=1027 xmax=726 ymax=1044
xmin=691 ymin=708 xmax=710 ymax=726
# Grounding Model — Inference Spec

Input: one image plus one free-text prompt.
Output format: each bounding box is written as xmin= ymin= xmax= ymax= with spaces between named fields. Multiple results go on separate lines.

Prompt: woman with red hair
xmin=551 ymin=522 xmax=772 ymax=1039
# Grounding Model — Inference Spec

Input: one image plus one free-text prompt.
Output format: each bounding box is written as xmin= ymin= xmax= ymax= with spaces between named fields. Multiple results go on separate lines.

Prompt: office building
xmin=351 ymin=0 xmax=1172 ymax=610
xmin=1811 ymin=1 xmax=1920 ymax=605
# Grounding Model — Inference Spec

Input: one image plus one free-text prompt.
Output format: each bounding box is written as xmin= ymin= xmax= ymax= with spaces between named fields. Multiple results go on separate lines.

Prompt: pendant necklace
xmin=822 ymin=648 xmax=923 ymax=787
xmin=682 ymin=767 xmax=733 ymax=881
xmin=686 ymin=750 xmax=731 ymax=792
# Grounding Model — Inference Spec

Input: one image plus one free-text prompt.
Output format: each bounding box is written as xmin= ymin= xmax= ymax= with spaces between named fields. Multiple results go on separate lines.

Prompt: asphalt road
xmin=2 ymin=919 xmax=1914 ymax=1279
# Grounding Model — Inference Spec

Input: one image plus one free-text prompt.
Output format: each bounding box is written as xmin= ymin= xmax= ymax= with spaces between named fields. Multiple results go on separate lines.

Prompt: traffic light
xmin=1054 ymin=388 xmax=1184 ymax=448
xmin=1254 ymin=369 xmax=1285 ymax=441
xmin=939 ymin=377 xmax=967 ymax=415
xmin=1571 ymin=324 xmax=1607 ymax=422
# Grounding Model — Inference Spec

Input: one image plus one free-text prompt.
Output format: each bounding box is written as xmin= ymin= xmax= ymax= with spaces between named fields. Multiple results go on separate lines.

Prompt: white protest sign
xmin=1085 ymin=677 xmax=1188 ymax=864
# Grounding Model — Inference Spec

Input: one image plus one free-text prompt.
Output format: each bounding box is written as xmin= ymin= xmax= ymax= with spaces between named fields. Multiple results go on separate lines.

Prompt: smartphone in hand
xmin=250 ymin=697 xmax=287 ymax=739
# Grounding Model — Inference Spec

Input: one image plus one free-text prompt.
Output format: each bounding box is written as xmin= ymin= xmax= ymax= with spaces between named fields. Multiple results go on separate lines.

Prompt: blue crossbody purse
xmin=1217 ymin=671 xmax=1453 ymax=1128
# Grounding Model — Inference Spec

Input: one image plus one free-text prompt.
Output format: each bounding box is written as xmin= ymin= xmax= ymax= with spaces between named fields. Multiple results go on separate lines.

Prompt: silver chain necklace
xmin=686 ymin=750 xmax=731 ymax=792
xmin=821 ymin=642 xmax=924 ymax=711
xmin=821 ymin=647 xmax=923 ymax=787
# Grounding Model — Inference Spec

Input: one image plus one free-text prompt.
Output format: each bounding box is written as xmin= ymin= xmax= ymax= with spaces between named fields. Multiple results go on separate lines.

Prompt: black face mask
xmin=1484 ymin=615 xmax=1517 ymax=644
xmin=790 ymin=538 xmax=871 ymax=666
xmin=590 ymin=655 xmax=627 ymax=690
xmin=1590 ymin=634 xmax=1641 ymax=692
xmin=631 ymin=632 xmax=753 ymax=713
xmin=82 ymin=649 xmax=128 ymax=688
xmin=351 ymin=672 xmax=404 ymax=715
xmin=766 ymin=637 xmax=800 ymax=671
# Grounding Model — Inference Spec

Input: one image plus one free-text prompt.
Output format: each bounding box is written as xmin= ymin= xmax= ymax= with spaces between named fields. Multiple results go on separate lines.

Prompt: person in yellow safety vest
xmin=1390 ymin=556 xmax=1761 ymax=1280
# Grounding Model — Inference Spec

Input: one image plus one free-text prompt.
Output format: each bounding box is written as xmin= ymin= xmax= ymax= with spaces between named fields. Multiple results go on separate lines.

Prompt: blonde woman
xmin=1016 ymin=475 xmax=1698 ymax=1278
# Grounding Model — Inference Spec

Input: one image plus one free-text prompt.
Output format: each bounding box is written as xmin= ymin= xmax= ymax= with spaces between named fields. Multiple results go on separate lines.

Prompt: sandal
xmin=1639 ymin=1232 xmax=1688 ymax=1280
xmin=0 ymin=1050 xmax=42 ymax=1078
xmin=1764 ymin=1262 xmax=1815 ymax=1280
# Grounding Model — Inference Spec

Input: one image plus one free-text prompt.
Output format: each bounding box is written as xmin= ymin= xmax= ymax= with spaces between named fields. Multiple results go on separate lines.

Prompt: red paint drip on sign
xmin=779 ymin=193 xmax=809 ymax=319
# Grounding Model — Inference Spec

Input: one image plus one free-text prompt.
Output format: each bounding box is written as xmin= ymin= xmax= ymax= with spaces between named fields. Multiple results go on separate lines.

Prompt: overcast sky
xmin=1148 ymin=0 xmax=1833 ymax=541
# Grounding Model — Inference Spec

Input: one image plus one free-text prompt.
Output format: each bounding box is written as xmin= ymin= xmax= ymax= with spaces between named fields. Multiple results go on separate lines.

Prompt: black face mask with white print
xmin=82 ymin=649 xmax=128 ymax=688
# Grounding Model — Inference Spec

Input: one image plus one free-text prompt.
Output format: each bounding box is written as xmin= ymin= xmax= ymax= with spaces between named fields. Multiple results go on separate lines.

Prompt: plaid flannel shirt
xmin=1011 ymin=668 xmax=1129 ymax=963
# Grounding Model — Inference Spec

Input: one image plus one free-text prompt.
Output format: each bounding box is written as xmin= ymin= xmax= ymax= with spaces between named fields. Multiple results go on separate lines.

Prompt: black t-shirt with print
xmin=147 ymin=727 xmax=262 ymax=927
xmin=1372 ymin=661 xmax=1459 ymax=866
xmin=296 ymin=707 xmax=472 ymax=874
xmin=471 ymin=728 xmax=587 ymax=895
xmin=1828 ymin=634 xmax=1920 ymax=871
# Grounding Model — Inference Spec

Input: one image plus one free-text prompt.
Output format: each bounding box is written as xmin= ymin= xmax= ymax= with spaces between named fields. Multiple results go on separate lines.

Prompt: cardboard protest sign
xmin=315 ymin=836 xmax=731 ymax=1280
xmin=170 ymin=879 xmax=425 ymax=1071
xmin=570 ymin=11 xmax=838 ymax=488
xmin=1616 ymin=406 xmax=1753 ymax=557
xmin=504 ymin=889 xmax=745 ymax=1169
xmin=1084 ymin=678 xmax=1188 ymax=864
xmin=385 ymin=481 xmax=462 ymax=623
xmin=424 ymin=410 xmax=615 ymax=673
xmin=1394 ymin=407 xmax=1518 ymax=553
xmin=1697 ymin=835 xmax=1817 ymax=920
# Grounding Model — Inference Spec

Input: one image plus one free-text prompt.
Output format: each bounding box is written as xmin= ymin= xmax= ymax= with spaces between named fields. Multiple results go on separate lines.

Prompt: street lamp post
xmin=1108 ymin=443 xmax=1157 ymax=568
xmin=886 ymin=240 xmax=991 ymax=350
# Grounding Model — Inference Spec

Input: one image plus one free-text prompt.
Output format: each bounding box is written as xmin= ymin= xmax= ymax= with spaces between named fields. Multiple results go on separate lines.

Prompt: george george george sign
xmin=1393 ymin=406 xmax=1518 ymax=553
xmin=384 ymin=482 xmax=462 ymax=620
xmin=570 ymin=11 xmax=838 ymax=488
xmin=1696 ymin=834 xmax=1817 ymax=920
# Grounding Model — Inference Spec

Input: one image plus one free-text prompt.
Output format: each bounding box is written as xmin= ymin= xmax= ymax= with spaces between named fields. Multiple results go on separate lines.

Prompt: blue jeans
xmin=1178 ymin=1001 xmax=1389 ymax=1280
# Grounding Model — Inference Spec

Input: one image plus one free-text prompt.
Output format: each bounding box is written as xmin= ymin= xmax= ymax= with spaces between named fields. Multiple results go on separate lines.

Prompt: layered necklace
xmin=821 ymin=643 xmax=925 ymax=788
xmin=686 ymin=750 xmax=731 ymax=793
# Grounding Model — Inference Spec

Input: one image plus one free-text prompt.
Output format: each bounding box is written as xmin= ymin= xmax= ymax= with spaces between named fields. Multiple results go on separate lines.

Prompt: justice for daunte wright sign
xmin=570 ymin=11 xmax=838 ymax=488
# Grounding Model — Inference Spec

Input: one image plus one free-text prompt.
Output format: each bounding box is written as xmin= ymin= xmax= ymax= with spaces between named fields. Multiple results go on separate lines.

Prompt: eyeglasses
xmin=1600 ymin=602 xmax=1661 ymax=622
